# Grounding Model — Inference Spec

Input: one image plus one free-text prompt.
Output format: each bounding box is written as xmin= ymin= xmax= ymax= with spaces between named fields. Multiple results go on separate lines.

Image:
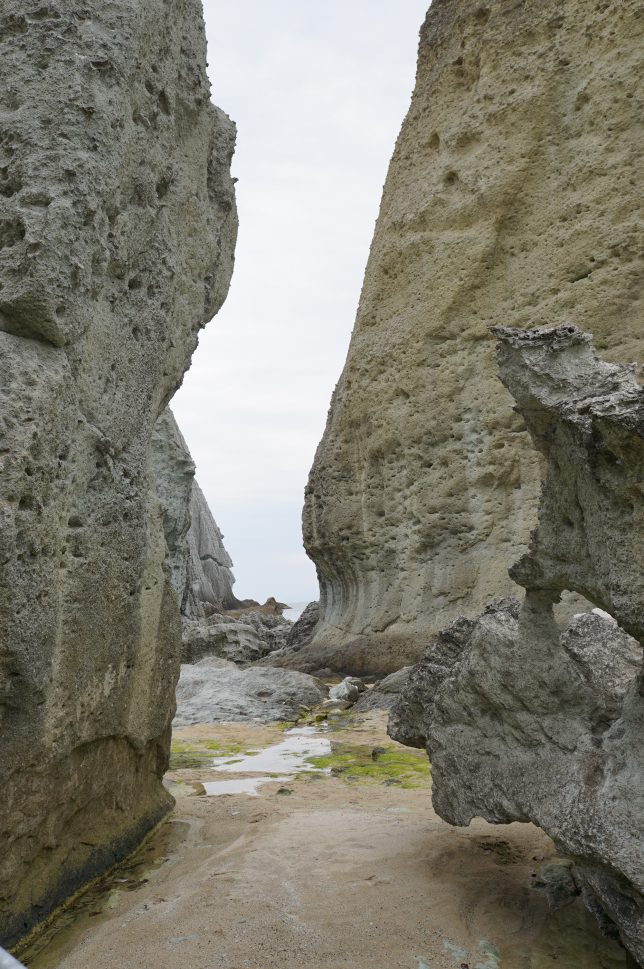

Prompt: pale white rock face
xmin=303 ymin=0 xmax=643 ymax=675
xmin=390 ymin=327 xmax=644 ymax=964
xmin=0 ymin=0 xmax=237 ymax=947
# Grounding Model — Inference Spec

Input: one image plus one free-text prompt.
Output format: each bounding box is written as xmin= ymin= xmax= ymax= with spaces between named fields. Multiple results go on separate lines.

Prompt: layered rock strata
xmin=303 ymin=0 xmax=643 ymax=674
xmin=0 ymin=0 xmax=236 ymax=947
xmin=390 ymin=327 xmax=644 ymax=963
xmin=152 ymin=408 xmax=237 ymax=619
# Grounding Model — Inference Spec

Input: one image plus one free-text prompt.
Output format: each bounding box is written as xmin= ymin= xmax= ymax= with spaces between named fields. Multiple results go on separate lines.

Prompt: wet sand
xmin=21 ymin=713 xmax=627 ymax=969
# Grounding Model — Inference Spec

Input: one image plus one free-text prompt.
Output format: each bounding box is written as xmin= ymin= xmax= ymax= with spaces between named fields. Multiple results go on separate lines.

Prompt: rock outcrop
xmin=187 ymin=480 xmax=237 ymax=614
xmin=302 ymin=0 xmax=643 ymax=675
xmin=0 ymin=0 xmax=236 ymax=947
xmin=174 ymin=663 xmax=328 ymax=726
xmin=182 ymin=612 xmax=292 ymax=666
xmin=152 ymin=408 xmax=237 ymax=619
xmin=390 ymin=327 xmax=644 ymax=963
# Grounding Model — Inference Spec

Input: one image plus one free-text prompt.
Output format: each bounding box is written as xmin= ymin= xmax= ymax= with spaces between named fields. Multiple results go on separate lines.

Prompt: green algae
xmin=301 ymin=742 xmax=430 ymax=788
xmin=169 ymin=738 xmax=248 ymax=770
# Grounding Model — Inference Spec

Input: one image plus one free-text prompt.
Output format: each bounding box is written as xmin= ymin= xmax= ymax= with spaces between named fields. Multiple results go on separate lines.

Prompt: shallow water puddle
xmin=202 ymin=727 xmax=331 ymax=796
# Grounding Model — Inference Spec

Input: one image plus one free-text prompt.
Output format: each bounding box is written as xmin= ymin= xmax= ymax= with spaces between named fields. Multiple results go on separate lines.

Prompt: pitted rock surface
xmin=390 ymin=327 xmax=644 ymax=963
xmin=303 ymin=0 xmax=643 ymax=675
xmin=0 ymin=0 xmax=237 ymax=947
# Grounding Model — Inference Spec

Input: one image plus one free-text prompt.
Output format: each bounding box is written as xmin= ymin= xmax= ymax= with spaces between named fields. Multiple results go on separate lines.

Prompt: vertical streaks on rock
xmin=303 ymin=0 xmax=643 ymax=674
xmin=0 ymin=0 xmax=237 ymax=947
xmin=152 ymin=407 xmax=238 ymax=619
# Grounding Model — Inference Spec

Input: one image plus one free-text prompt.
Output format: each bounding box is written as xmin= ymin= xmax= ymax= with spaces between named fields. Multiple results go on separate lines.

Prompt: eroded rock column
xmin=0 ymin=0 xmax=237 ymax=946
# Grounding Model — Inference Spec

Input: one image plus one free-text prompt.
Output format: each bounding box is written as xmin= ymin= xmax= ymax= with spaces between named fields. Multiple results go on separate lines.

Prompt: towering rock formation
xmin=0 ymin=0 xmax=237 ymax=947
xmin=152 ymin=408 xmax=237 ymax=619
xmin=390 ymin=326 xmax=644 ymax=963
xmin=187 ymin=480 xmax=238 ymax=615
xmin=303 ymin=0 xmax=643 ymax=675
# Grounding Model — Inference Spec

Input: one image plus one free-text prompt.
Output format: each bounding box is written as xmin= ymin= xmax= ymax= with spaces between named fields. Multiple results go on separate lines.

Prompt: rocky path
xmin=21 ymin=714 xmax=627 ymax=969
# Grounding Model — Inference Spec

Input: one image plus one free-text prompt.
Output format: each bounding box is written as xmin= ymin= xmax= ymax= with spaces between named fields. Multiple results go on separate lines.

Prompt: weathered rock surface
xmin=152 ymin=408 xmax=237 ymax=618
xmin=0 ymin=0 xmax=236 ymax=947
xmin=354 ymin=667 xmax=412 ymax=714
xmin=303 ymin=0 xmax=643 ymax=674
xmin=390 ymin=327 xmax=644 ymax=963
xmin=174 ymin=664 xmax=328 ymax=726
xmin=186 ymin=480 xmax=238 ymax=615
xmin=182 ymin=612 xmax=291 ymax=666
xmin=286 ymin=601 xmax=320 ymax=651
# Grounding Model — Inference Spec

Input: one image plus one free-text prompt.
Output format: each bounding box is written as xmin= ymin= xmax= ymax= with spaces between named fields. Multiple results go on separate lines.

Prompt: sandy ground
xmin=22 ymin=713 xmax=627 ymax=969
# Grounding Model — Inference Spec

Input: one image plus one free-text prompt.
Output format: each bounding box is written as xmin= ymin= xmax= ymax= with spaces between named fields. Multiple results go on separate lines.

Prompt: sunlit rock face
xmin=0 ymin=0 xmax=237 ymax=947
xmin=390 ymin=327 xmax=644 ymax=963
xmin=152 ymin=409 xmax=237 ymax=619
xmin=302 ymin=0 xmax=643 ymax=675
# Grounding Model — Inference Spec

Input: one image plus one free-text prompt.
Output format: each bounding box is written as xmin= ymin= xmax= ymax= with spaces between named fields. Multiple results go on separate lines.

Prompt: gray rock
xmin=329 ymin=678 xmax=364 ymax=703
xmin=182 ymin=618 xmax=265 ymax=666
xmin=152 ymin=410 xmax=238 ymax=619
xmin=182 ymin=611 xmax=292 ymax=666
xmin=286 ymin=601 xmax=320 ymax=651
xmin=151 ymin=409 xmax=197 ymax=611
xmin=0 ymin=0 xmax=237 ymax=948
xmin=186 ymin=480 xmax=238 ymax=615
xmin=354 ymin=667 xmax=412 ymax=713
xmin=174 ymin=666 xmax=328 ymax=726
xmin=390 ymin=326 xmax=644 ymax=964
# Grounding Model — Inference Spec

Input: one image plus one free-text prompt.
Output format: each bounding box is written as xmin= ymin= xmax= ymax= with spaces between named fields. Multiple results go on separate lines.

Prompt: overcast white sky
xmin=172 ymin=1 xmax=428 ymax=604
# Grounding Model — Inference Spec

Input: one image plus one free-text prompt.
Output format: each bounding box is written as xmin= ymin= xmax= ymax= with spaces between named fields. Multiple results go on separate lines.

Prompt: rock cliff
xmin=152 ymin=408 xmax=237 ymax=619
xmin=0 ymin=0 xmax=237 ymax=947
xmin=390 ymin=327 xmax=644 ymax=963
xmin=302 ymin=0 xmax=643 ymax=675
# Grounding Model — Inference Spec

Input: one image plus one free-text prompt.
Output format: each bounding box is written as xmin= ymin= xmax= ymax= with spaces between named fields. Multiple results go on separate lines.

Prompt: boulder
xmin=390 ymin=326 xmax=644 ymax=963
xmin=174 ymin=665 xmax=328 ymax=726
xmin=354 ymin=668 xmax=412 ymax=714
xmin=328 ymin=677 xmax=366 ymax=704
xmin=286 ymin=601 xmax=320 ymax=651
xmin=0 ymin=0 xmax=237 ymax=947
xmin=302 ymin=0 xmax=643 ymax=675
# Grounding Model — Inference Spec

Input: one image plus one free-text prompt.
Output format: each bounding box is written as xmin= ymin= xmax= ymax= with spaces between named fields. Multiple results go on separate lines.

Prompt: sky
xmin=172 ymin=1 xmax=429 ymax=604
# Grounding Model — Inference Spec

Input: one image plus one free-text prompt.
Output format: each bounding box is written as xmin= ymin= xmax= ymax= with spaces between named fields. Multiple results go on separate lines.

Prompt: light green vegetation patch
xmin=169 ymin=738 xmax=248 ymax=770
xmin=302 ymin=742 xmax=430 ymax=788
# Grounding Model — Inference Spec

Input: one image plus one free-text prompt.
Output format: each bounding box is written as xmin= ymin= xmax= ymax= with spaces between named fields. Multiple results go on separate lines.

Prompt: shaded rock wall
xmin=390 ymin=327 xmax=644 ymax=963
xmin=0 ymin=0 xmax=237 ymax=947
xmin=152 ymin=408 xmax=237 ymax=619
xmin=187 ymin=480 xmax=238 ymax=614
xmin=303 ymin=0 xmax=643 ymax=675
